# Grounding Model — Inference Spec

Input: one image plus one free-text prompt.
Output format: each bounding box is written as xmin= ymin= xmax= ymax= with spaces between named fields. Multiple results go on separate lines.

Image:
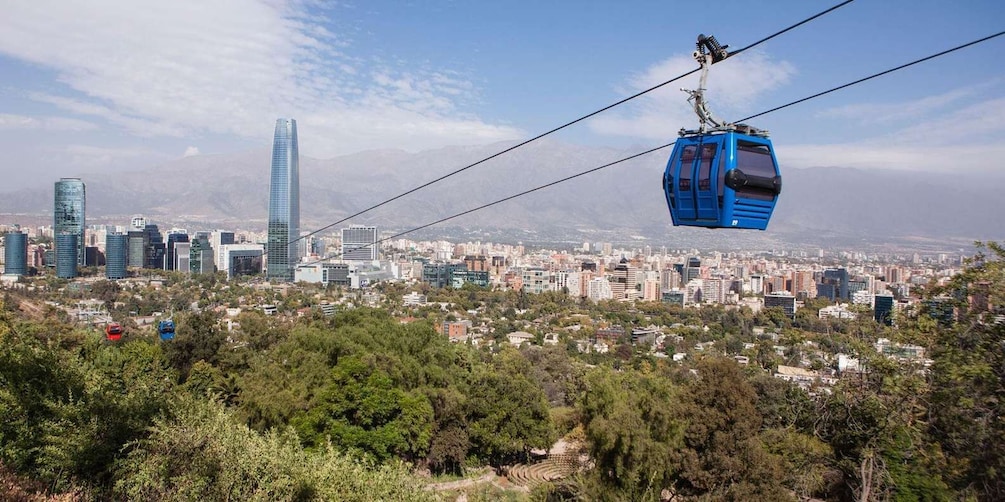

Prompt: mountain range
xmin=2 ymin=140 xmax=1002 ymax=251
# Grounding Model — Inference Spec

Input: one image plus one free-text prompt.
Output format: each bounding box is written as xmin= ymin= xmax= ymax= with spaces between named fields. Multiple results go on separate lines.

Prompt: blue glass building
xmin=874 ymin=294 xmax=894 ymax=326
xmin=190 ymin=237 xmax=215 ymax=274
xmin=3 ymin=231 xmax=28 ymax=276
xmin=166 ymin=231 xmax=189 ymax=271
xmin=54 ymin=178 xmax=85 ymax=266
xmin=144 ymin=224 xmax=165 ymax=269
xmin=127 ymin=230 xmax=145 ymax=268
xmin=267 ymin=118 xmax=300 ymax=281
xmin=422 ymin=263 xmax=468 ymax=289
xmin=817 ymin=268 xmax=850 ymax=301
xmin=106 ymin=233 xmax=129 ymax=279
xmin=55 ymin=233 xmax=78 ymax=278
xmin=662 ymin=290 xmax=686 ymax=306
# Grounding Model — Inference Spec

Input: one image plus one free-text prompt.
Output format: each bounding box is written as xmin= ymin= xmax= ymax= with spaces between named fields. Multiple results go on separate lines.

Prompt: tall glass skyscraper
xmin=54 ymin=178 xmax=86 ymax=266
xmin=55 ymin=233 xmax=78 ymax=279
xmin=267 ymin=118 xmax=300 ymax=281
xmin=105 ymin=233 xmax=129 ymax=280
xmin=3 ymin=230 xmax=28 ymax=276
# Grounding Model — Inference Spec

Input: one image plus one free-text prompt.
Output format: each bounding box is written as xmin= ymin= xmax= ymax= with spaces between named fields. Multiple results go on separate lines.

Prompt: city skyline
xmin=0 ymin=0 xmax=1001 ymax=486
xmin=266 ymin=118 xmax=300 ymax=282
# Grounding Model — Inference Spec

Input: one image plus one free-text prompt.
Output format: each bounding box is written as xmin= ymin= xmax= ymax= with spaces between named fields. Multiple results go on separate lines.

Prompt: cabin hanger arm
xmin=680 ymin=34 xmax=768 ymax=137
xmin=681 ymin=34 xmax=731 ymax=133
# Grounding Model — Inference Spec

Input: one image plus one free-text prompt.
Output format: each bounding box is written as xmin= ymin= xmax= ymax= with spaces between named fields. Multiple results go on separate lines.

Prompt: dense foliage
xmin=1 ymin=242 xmax=1003 ymax=500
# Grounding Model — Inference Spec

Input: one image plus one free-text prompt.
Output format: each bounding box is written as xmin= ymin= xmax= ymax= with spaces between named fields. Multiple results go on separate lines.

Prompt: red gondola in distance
xmin=105 ymin=322 xmax=123 ymax=341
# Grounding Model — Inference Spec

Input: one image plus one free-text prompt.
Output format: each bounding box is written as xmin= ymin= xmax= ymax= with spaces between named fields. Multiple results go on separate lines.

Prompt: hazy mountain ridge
xmin=3 ymin=141 xmax=1003 ymax=247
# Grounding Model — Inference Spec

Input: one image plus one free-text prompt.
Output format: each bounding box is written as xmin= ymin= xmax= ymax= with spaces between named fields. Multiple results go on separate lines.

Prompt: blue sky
xmin=0 ymin=0 xmax=1003 ymax=189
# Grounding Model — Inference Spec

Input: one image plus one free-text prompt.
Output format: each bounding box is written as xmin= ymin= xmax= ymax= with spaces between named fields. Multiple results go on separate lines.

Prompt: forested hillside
xmin=1 ymin=244 xmax=1003 ymax=501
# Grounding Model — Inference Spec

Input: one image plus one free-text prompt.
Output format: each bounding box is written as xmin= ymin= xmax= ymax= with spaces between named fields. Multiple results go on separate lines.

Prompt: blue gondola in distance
xmin=158 ymin=319 xmax=175 ymax=341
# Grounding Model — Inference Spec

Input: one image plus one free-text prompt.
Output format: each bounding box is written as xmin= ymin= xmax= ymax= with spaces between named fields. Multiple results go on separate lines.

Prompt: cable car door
xmin=675 ymin=145 xmax=697 ymax=221
xmin=695 ymin=142 xmax=719 ymax=221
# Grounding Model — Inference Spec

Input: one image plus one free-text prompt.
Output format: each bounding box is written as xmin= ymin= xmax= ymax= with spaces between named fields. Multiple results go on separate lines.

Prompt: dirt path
xmin=425 ymin=471 xmax=496 ymax=492
xmin=15 ymin=297 xmax=45 ymax=320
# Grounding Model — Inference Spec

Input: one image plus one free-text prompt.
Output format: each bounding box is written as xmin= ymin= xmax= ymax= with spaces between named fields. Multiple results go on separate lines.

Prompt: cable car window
xmin=737 ymin=142 xmax=775 ymax=178
xmin=736 ymin=142 xmax=777 ymax=201
xmin=681 ymin=145 xmax=696 ymax=163
xmin=678 ymin=145 xmax=695 ymax=190
xmin=698 ymin=144 xmax=716 ymax=190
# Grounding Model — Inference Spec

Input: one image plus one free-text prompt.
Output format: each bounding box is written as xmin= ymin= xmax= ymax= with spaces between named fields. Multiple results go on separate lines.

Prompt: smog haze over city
xmin=2 ymin=2 xmax=1005 ymax=501
xmin=1 ymin=0 xmax=1004 ymax=250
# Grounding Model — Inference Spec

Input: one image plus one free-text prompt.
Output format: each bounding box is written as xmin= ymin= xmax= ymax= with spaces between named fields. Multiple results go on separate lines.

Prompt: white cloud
xmin=0 ymin=1 xmax=522 ymax=156
xmin=183 ymin=146 xmax=200 ymax=157
xmin=784 ymin=96 xmax=1005 ymax=171
xmin=0 ymin=113 xmax=97 ymax=131
xmin=63 ymin=144 xmax=165 ymax=169
xmin=589 ymin=51 xmax=795 ymax=140
xmin=782 ymin=141 xmax=1005 ymax=172
xmin=893 ymin=97 xmax=1005 ymax=144
xmin=815 ymin=82 xmax=1004 ymax=126
xmin=27 ymin=93 xmax=186 ymax=137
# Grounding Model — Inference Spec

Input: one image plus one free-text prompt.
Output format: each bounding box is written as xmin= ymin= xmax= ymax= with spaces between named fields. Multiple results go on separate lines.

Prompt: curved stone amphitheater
xmin=506 ymin=453 xmax=581 ymax=489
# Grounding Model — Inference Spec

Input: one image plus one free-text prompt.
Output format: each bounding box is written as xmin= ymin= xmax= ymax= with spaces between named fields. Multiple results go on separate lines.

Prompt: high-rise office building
xmin=610 ymin=258 xmax=639 ymax=300
xmin=190 ymin=237 xmax=215 ymax=274
xmin=341 ymin=225 xmax=378 ymax=261
xmin=3 ymin=230 xmax=28 ymax=276
xmin=127 ymin=230 xmax=145 ymax=268
xmin=144 ymin=224 xmax=165 ymax=269
xmin=211 ymin=230 xmax=236 ymax=272
xmin=267 ymin=118 xmax=300 ymax=281
xmin=166 ymin=230 xmax=189 ymax=271
xmin=105 ymin=233 xmax=129 ymax=279
xmin=174 ymin=242 xmax=191 ymax=272
xmin=54 ymin=178 xmax=85 ymax=266
xmin=55 ymin=233 xmax=78 ymax=278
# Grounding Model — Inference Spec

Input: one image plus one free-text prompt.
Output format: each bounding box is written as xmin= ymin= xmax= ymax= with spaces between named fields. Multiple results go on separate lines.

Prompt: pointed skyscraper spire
xmin=266 ymin=118 xmax=300 ymax=281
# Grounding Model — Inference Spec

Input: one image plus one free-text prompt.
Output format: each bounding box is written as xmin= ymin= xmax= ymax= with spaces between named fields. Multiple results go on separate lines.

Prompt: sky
xmin=1 ymin=0 xmax=1003 ymax=190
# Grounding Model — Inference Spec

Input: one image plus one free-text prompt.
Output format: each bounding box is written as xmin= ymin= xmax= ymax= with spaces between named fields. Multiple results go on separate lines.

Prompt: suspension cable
xmin=311 ymin=30 xmax=1004 ymax=267
xmin=282 ymin=0 xmax=857 ymax=250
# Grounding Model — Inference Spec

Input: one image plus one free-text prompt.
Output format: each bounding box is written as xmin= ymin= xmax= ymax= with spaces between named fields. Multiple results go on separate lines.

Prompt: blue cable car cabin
xmin=158 ymin=319 xmax=175 ymax=341
xmin=663 ymin=130 xmax=781 ymax=230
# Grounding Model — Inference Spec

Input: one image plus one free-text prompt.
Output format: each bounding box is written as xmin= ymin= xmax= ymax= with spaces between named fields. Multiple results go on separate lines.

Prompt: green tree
xmin=162 ymin=309 xmax=226 ymax=380
xmin=926 ymin=241 xmax=1005 ymax=500
xmin=115 ymin=398 xmax=434 ymax=501
xmin=673 ymin=357 xmax=791 ymax=500
xmin=816 ymin=357 xmax=950 ymax=501
xmin=425 ymin=387 xmax=469 ymax=475
xmin=578 ymin=367 xmax=685 ymax=501
xmin=466 ymin=347 xmax=555 ymax=465
xmin=293 ymin=356 xmax=434 ymax=462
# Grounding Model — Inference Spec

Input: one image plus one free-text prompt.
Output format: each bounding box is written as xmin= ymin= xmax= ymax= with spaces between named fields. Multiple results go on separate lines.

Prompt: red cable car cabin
xmin=105 ymin=322 xmax=123 ymax=341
